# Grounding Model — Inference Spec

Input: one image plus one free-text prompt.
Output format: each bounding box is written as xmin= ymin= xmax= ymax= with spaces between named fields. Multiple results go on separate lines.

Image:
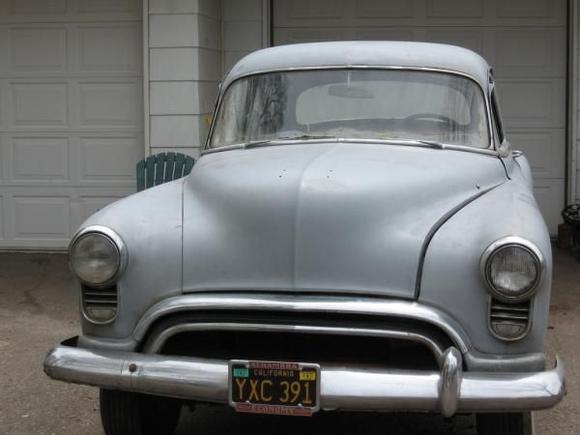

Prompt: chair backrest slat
xmin=184 ymin=155 xmax=195 ymax=175
xmin=136 ymin=160 xmax=146 ymax=191
xmin=164 ymin=152 xmax=176 ymax=183
xmin=174 ymin=153 xmax=185 ymax=178
xmin=136 ymin=152 xmax=195 ymax=191
xmin=145 ymin=156 xmax=156 ymax=189
xmin=154 ymin=154 xmax=166 ymax=186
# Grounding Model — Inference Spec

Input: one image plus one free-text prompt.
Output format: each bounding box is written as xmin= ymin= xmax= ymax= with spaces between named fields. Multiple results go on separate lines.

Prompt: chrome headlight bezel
xmin=480 ymin=236 xmax=544 ymax=303
xmin=69 ymin=225 xmax=128 ymax=288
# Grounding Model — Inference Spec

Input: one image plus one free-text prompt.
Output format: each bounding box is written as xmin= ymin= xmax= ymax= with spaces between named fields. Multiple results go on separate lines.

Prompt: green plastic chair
xmin=136 ymin=152 xmax=195 ymax=191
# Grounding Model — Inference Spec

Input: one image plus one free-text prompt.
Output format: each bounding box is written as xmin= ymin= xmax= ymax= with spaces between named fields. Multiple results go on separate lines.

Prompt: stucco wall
xmin=145 ymin=0 xmax=221 ymax=158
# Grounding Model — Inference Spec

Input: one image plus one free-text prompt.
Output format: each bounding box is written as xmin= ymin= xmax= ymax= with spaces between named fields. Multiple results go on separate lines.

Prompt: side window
xmin=490 ymin=89 xmax=505 ymax=146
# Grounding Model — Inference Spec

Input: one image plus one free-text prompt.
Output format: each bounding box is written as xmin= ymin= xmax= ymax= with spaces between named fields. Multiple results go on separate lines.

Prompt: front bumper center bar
xmin=44 ymin=340 xmax=565 ymax=417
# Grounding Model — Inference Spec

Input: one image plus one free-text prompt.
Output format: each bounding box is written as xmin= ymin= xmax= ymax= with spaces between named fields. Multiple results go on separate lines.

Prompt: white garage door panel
xmin=0 ymin=0 xmax=140 ymax=20
xmin=78 ymin=24 xmax=141 ymax=73
xmin=493 ymin=29 xmax=565 ymax=77
xmin=9 ymin=82 xmax=68 ymax=126
xmin=0 ymin=1 xmax=143 ymax=249
xmin=77 ymin=81 xmax=141 ymax=127
xmin=13 ymin=197 xmax=70 ymax=239
xmin=273 ymin=0 xmax=567 ymax=234
xmin=534 ymin=180 xmax=567 ymax=233
xmin=507 ymin=130 xmax=566 ymax=180
xmin=12 ymin=137 xmax=69 ymax=180
xmin=498 ymin=80 xmax=565 ymax=128
xmin=0 ymin=186 xmax=133 ymax=248
xmin=274 ymin=0 xmax=565 ymax=28
xmin=5 ymin=1 xmax=67 ymax=15
xmin=80 ymin=137 xmax=142 ymax=181
xmin=10 ymin=27 xmax=67 ymax=72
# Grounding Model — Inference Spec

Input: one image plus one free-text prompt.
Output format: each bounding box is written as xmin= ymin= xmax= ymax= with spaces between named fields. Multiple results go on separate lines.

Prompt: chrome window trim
xmin=132 ymin=293 xmax=471 ymax=354
xmin=201 ymin=137 xmax=500 ymax=157
xmin=143 ymin=322 xmax=446 ymax=365
xmin=488 ymin=77 xmax=510 ymax=157
xmin=480 ymin=236 xmax=545 ymax=303
xmin=204 ymin=65 xmax=494 ymax=153
xmin=70 ymin=225 xmax=128 ymax=325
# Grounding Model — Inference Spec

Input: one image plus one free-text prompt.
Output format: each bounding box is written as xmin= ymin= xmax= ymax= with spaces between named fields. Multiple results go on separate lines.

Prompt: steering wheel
xmin=403 ymin=113 xmax=457 ymax=127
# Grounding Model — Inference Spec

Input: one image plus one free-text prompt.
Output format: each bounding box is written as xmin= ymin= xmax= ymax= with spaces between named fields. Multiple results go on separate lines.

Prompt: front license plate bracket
xmin=229 ymin=360 xmax=321 ymax=416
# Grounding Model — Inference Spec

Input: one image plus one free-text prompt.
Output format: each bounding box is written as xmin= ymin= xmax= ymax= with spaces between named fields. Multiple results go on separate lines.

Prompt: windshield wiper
xmin=415 ymin=139 xmax=446 ymax=149
xmin=354 ymin=138 xmax=447 ymax=149
xmin=243 ymin=134 xmax=336 ymax=149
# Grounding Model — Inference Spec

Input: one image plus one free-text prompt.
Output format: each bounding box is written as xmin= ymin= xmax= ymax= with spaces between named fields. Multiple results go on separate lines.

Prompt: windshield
xmin=210 ymin=69 xmax=490 ymax=149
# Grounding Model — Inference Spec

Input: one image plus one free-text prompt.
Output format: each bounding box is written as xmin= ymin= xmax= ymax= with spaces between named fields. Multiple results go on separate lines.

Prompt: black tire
xmin=100 ymin=389 xmax=182 ymax=435
xmin=476 ymin=412 xmax=533 ymax=435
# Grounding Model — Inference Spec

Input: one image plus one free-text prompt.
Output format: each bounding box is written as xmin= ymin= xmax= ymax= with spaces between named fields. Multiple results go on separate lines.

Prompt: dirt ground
xmin=0 ymin=249 xmax=577 ymax=435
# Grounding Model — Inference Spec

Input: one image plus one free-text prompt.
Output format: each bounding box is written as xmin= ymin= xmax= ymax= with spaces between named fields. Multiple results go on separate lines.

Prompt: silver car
xmin=44 ymin=41 xmax=565 ymax=435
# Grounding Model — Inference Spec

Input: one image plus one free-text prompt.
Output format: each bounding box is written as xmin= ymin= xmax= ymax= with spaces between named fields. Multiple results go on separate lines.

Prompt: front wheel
xmin=99 ymin=389 xmax=182 ymax=435
xmin=476 ymin=412 xmax=533 ymax=435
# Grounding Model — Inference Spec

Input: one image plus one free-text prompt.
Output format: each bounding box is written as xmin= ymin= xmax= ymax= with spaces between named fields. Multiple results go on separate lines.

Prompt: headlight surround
xmin=69 ymin=226 xmax=126 ymax=287
xmin=481 ymin=237 xmax=544 ymax=302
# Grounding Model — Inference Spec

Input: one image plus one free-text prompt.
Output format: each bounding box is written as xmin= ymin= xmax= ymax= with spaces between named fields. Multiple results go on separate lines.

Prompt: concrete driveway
xmin=0 ymin=249 xmax=577 ymax=434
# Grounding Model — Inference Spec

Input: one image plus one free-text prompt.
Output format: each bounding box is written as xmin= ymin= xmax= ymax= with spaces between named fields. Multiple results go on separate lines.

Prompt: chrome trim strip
xmin=44 ymin=343 xmax=565 ymax=415
xmin=205 ymin=65 xmax=494 ymax=152
xmin=131 ymin=294 xmax=472 ymax=354
xmin=480 ymin=236 xmax=546 ymax=304
xmin=201 ymin=137 xmax=500 ymax=157
xmin=414 ymin=182 xmax=504 ymax=298
xmin=142 ymin=322 xmax=446 ymax=364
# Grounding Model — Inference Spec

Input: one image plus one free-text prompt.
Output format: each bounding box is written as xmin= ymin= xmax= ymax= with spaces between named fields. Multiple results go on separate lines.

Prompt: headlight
xmin=70 ymin=232 xmax=120 ymax=285
xmin=481 ymin=237 xmax=543 ymax=302
xmin=69 ymin=226 xmax=127 ymax=324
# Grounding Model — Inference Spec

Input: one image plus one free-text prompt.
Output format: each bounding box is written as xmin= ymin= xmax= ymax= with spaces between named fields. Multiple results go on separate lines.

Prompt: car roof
xmin=224 ymin=41 xmax=491 ymax=90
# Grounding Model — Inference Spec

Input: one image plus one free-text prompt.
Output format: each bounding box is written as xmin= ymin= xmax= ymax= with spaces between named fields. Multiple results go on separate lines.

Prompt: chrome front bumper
xmin=44 ymin=339 xmax=565 ymax=417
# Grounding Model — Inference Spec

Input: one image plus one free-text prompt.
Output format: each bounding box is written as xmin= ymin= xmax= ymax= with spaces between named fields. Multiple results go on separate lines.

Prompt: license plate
xmin=229 ymin=360 xmax=320 ymax=416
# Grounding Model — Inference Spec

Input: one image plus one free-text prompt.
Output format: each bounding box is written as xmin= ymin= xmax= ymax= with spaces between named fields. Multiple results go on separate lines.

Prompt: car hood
xmin=183 ymin=142 xmax=506 ymax=299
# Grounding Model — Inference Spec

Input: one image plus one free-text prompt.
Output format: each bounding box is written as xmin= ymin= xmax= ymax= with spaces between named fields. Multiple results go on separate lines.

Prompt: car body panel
xmin=420 ymin=155 xmax=551 ymax=355
xmin=223 ymin=41 xmax=490 ymax=90
xmin=79 ymin=179 xmax=184 ymax=339
xmin=182 ymin=142 xmax=507 ymax=299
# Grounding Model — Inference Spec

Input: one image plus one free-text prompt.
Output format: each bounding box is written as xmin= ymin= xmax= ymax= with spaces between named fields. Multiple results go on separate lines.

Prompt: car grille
xmin=489 ymin=298 xmax=531 ymax=340
xmin=160 ymin=329 xmax=440 ymax=371
xmin=81 ymin=284 xmax=118 ymax=320
xmin=142 ymin=310 xmax=455 ymax=371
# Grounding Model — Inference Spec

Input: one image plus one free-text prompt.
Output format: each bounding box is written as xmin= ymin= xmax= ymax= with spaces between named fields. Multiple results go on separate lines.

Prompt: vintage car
xmin=44 ymin=41 xmax=565 ymax=435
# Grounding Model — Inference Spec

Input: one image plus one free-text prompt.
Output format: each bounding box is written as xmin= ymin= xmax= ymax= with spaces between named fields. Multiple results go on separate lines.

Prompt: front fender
xmin=78 ymin=178 xmax=185 ymax=341
xmin=419 ymin=179 xmax=552 ymax=357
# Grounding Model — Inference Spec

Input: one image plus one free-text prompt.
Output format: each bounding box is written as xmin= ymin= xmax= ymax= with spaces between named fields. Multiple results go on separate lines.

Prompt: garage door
xmin=0 ymin=0 xmax=143 ymax=249
xmin=273 ymin=0 xmax=567 ymax=234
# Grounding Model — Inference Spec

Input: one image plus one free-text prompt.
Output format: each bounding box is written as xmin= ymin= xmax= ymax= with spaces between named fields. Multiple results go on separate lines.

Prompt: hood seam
xmin=414 ymin=180 xmax=506 ymax=299
xmin=292 ymin=144 xmax=340 ymax=288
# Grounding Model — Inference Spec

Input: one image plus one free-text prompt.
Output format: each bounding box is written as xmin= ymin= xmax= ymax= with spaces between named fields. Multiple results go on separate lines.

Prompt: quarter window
xmin=490 ymin=89 xmax=504 ymax=146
